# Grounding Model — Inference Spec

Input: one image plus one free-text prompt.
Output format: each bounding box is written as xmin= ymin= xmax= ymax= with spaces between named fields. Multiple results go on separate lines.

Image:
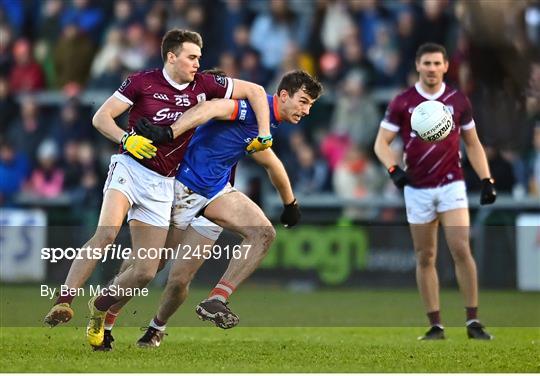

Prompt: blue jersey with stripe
xmin=177 ymin=95 xmax=281 ymax=198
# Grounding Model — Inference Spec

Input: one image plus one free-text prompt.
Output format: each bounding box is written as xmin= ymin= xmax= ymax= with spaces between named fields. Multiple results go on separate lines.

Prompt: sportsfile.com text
xmin=40 ymin=244 xmax=252 ymax=263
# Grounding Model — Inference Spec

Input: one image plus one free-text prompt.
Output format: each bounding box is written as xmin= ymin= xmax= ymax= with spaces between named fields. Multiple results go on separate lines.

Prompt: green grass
xmin=2 ymin=285 xmax=539 ymax=327
xmin=1 ymin=327 xmax=538 ymax=372
xmin=1 ymin=285 xmax=539 ymax=372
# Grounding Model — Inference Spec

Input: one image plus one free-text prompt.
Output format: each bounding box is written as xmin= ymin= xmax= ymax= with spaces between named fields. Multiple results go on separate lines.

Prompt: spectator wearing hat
xmin=26 ymin=139 xmax=64 ymax=198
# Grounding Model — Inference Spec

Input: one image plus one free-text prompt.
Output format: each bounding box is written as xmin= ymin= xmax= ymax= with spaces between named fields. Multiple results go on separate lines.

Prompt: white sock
xmin=149 ymin=318 xmax=166 ymax=332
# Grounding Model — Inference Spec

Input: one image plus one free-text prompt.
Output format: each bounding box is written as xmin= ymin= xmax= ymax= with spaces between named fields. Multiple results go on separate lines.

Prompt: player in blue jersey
xmin=43 ymin=29 xmax=273 ymax=342
xmin=94 ymin=70 xmax=322 ymax=349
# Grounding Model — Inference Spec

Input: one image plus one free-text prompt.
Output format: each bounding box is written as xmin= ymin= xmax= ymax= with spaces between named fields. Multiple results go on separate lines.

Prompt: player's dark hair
xmin=277 ymin=70 xmax=323 ymax=100
xmin=415 ymin=42 xmax=448 ymax=61
xmin=161 ymin=29 xmax=203 ymax=62
xmin=202 ymin=68 xmax=227 ymax=76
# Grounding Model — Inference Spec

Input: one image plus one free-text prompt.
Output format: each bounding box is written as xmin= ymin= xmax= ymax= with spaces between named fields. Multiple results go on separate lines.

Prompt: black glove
xmin=388 ymin=165 xmax=409 ymax=188
xmin=134 ymin=117 xmax=173 ymax=144
xmin=280 ymin=199 xmax=301 ymax=228
xmin=480 ymin=178 xmax=497 ymax=205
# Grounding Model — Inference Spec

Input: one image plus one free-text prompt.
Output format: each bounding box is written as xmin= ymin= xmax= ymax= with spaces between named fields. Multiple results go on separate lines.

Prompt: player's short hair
xmin=161 ymin=29 xmax=203 ymax=62
xmin=202 ymin=68 xmax=227 ymax=76
xmin=277 ymin=70 xmax=323 ymax=100
xmin=415 ymin=42 xmax=448 ymax=62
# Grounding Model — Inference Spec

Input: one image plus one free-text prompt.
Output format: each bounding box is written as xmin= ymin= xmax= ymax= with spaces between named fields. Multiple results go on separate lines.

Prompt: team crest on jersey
xmin=214 ymin=75 xmax=227 ymax=88
xmin=197 ymin=93 xmax=206 ymax=103
xmin=118 ymin=78 xmax=131 ymax=93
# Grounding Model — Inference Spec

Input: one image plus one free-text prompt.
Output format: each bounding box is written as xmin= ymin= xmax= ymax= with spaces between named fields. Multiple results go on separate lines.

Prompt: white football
xmin=410 ymin=100 xmax=454 ymax=142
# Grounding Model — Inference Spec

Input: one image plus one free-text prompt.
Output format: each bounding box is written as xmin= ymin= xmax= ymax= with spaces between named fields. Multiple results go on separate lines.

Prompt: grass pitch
xmin=1 ymin=285 xmax=539 ymax=372
xmin=1 ymin=327 xmax=538 ymax=372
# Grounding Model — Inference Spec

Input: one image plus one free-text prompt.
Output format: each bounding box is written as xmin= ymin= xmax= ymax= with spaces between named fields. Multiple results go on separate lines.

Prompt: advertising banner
xmin=516 ymin=214 xmax=540 ymax=291
xmin=0 ymin=209 xmax=47 ymax=282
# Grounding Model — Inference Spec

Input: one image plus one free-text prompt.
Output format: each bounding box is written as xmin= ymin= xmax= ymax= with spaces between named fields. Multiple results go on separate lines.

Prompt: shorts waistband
xmin=116 ymin=153 xmax=175 ymax=180
xmin=409 ymin=179 xmax=464 ymax=190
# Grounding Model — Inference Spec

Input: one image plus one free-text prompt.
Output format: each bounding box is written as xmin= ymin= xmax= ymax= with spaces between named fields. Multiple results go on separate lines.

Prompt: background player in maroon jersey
xmin=374 ymin=43 xmax=496 ymax=340
xmin=43 ymin=29 xmax=273 ymax=343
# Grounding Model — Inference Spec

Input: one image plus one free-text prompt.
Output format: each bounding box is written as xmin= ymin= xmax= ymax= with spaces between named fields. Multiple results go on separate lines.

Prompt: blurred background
xmin=0 ymin=0 xmax=539 ymax=296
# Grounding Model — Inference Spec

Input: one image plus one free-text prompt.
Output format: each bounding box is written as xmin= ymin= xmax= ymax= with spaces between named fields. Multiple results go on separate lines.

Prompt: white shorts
xmin=170 ymin=180 xmax=236 ymax=241
xmin=103 ymin=154 xmax=174 ymax=227
xmin=404 ymin=181 xmax=468 ymax=224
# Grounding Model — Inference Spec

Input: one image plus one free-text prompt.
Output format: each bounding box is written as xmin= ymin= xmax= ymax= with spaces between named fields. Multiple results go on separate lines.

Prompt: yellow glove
xmin=121 ymin=131 xmax=157 ymax=159
xmin=246 ymin=135 xmax=273 ymax=154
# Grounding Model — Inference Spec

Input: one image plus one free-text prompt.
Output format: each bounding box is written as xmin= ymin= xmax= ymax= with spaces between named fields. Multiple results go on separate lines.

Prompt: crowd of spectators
xmin=0 ymin=0 xmax=539 ymax=219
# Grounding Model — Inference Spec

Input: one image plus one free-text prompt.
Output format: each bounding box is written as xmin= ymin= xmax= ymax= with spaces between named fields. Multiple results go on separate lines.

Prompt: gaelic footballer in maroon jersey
xmin=374 ymin=42 xmax=496 ymax=341
xmin=42 ymin=29 xmax=273 ymax=344
xmin=381 ymin=82 xmax=474 ymax=188
xmin=115 ymin=69 xmax=233 ymax=177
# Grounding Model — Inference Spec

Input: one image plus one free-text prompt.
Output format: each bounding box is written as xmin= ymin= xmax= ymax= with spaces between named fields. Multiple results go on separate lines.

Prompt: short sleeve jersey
xmin=114 ymin=69 xmax=233 ymax=177
xmin=177 ymin=95 xmax=281 ymax=198
xmin=380 ymin=82 xmax=475 ymax=188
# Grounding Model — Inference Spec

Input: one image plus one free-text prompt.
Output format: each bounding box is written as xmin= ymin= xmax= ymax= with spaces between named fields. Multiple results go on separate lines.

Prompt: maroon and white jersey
xmin=113 ymin=68 xmax=234 ymax=177
xmin=380 ymin=82 xmax=475 ymax=188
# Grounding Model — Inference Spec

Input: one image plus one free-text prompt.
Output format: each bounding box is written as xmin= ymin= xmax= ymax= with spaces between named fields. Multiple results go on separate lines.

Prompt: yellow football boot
xmin=86 ymin=296 xmax=107 ymax=347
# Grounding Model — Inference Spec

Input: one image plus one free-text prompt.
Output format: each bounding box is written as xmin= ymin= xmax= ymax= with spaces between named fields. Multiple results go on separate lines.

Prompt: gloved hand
xmin=387 ymin=165 xmax=409 ymax=188
xmin=134 ymin=117 xmax=173 ymax=144
xmin=480 ymin=177 xmax=497 ymax=205
xmin=121 ymin=131 xmax=157 ymax=159
xmin=280 ymin=199 xmax=301 ymax=228
xmin=246 ymin=135 xmax=273 ymax=154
